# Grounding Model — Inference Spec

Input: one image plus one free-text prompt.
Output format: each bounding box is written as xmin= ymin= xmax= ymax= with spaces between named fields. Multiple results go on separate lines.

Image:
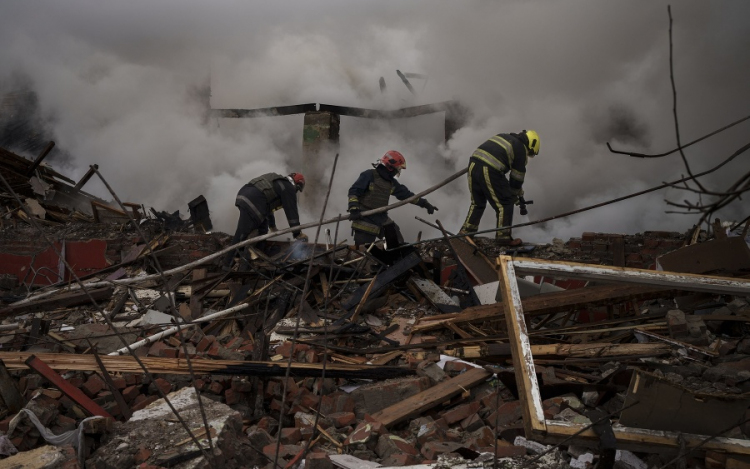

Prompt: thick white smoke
xmin=0 ymin=1 xmax=748 ymax=243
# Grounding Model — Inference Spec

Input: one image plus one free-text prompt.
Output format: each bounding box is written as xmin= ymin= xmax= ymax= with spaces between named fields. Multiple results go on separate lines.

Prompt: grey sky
xmin=1 ymin=1 xmax=748 ymax=241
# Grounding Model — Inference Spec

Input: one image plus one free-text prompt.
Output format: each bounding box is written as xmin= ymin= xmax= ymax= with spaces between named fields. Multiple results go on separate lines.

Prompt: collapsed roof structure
xmin=1 ymin=138 xmax=750 ymax=469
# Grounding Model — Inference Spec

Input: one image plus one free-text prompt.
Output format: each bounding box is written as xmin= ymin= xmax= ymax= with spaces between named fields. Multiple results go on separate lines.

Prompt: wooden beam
xmin=369 ymin=367 xmax=491 ymax=428
xmin=0 ymin=352 xmax=414 ymax=380
xmin=0 ymin=286 xmax=114 ymax=319
xmin=412 ymin=284 xmax=677 ymax=333
xmin=512 ymin=258 xmax=750 ymax=296
xmin=443 ymin=342 xmax=671 ymax=359
xmin=634 ymin=329 xmax=718 ymax=357
xmin=25 ymin=141 xmax=55 ymax=176
xmin=543 ymin=420 xmax=750 ymax=456
xmin=496 ymin=255 xmax=546 ymax=436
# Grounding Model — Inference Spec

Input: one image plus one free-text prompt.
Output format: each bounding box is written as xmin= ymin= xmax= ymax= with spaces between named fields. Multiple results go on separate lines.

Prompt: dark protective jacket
xmin=470 ymin=133 xmax=528 ymax=196
xmin=237 ymin=173 xmax=301 ymax=237
xmin=347 ymin=165 xmax=425 ymax=234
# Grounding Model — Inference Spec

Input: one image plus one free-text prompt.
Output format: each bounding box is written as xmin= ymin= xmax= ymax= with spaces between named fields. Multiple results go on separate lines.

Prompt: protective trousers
xmin=461 ymin=160 xmax=515 ymax=239
xmin=353 ymin=221 xmax=404 ymax=248
xmin=223 ymin=186 xmax=269 ymax=269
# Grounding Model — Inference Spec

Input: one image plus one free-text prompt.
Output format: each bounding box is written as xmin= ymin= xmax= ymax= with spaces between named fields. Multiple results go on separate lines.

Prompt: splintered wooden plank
xmin=496 ymin=255 xmax=546 ymax=436
xmin=512 ymin=258 xmax=750 ymax=296
xmin=0 ymin=286 xmax=114 ymax=319
xmin=412 ymin=283 xmax=675 ymax=333
xmin=369 ymin=367 xmax=491 ymax=428
xmin=0 ymin=352 xmax=414 ymax=380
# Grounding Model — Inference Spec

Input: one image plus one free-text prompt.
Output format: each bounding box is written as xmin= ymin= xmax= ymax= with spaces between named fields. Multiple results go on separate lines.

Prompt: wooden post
xmin=496 ymin=255 xmax=546 ymax=436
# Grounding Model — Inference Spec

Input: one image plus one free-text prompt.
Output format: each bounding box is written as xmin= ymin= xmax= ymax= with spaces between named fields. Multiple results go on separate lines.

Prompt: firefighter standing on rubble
xmin=222 ymin=172 xmax=308 ymax=270
xmin=459 ymin=130 xmax=540 ymax=246
xmin=348 ymin=151 xmax=438 ymax=248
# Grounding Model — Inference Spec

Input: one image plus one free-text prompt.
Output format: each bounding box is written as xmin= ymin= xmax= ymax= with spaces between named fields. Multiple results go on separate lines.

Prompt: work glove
xmin=295 ymin=232 xmax=308 ymax=242
xmin=422 ymin=200 xmax=438 ymax=215
xmin=349 ymin=209 xmax=363 ymax=221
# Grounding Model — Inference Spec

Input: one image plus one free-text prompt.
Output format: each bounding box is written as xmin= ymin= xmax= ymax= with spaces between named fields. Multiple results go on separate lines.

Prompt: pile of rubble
xmin=1 ymin=144 xmax=750 ymax=469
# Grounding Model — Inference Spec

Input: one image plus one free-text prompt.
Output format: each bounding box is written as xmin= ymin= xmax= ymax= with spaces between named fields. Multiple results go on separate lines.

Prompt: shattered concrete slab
xmin=86 ymin=387 xmax=264 ymax=469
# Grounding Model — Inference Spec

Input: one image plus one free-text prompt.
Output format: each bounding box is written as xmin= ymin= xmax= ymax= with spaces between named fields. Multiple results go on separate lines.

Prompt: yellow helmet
xmin=523 ymin=130 xmax=540 ymax=157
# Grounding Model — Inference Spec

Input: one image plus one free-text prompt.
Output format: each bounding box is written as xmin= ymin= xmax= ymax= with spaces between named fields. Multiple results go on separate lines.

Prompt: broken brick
xmin=328 ymin=412 xmax=356 ymax=428
xmin=487 ymin=400 xmax=522 ymax=428
xmin=461 ymin=413 xmax=484 ymax=432
xmin=122 ymin=385 xmax=140 ymax=402
xmin=280 ymin=427 xmax=302 ymax=444
xmin=131 ymin=395 xmax=158 ymax=411
xmin=375 ymin=433 xmax=418 ymax=459
xmin=149 ymin=378 xmax=172 ymax=396
xmin=81 ymin=374 xmax=106 ymax=397
xmin=305 ymin=452 xmax=333 ymax=469
xmin=134 ymin=446 xmax=152 ymax=464
xmin=443 ymin=401 xmax=480 ymax=425
xmin=381 ymin=453 xmax=419 ymax=466
xmin=346 ymin=422 xmax=377 ymax=445
xmin=206 ymin=381 xmax=224 ymax=395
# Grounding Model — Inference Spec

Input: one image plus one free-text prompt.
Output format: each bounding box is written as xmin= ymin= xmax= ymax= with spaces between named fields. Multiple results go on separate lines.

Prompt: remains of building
xmin=1 ymin=139 xmax=750 ymax=469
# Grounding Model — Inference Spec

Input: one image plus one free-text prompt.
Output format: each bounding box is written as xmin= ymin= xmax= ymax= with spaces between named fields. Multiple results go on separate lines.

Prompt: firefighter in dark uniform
xmin=347 ymin=151 xmax=438 ymax=247
xmin=222 ymin=172 xmax=307 ymax=270
xmin=459 ymin=130 xmax=540 ymax=245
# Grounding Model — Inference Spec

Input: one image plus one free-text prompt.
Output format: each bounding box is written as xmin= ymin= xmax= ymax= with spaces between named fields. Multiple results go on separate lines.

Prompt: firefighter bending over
xmin=348 ymin=151 xmax=438 ymax=248
xmin=459 ymin=130 xmax=539 ymax=246
xmin=222 ymin=172 xmax=307 ymax=270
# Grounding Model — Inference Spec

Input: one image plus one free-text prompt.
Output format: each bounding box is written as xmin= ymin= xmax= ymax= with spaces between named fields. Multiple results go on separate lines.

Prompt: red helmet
xmin=289 ymin=172 xmax=305 ymax=192
xmin=379 ymin=151 xmax=407 ymax=172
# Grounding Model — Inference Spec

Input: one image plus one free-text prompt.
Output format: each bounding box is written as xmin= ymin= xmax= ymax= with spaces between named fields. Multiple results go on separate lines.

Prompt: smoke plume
xmin=1 ymin=1 xmax=748 ymax=243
